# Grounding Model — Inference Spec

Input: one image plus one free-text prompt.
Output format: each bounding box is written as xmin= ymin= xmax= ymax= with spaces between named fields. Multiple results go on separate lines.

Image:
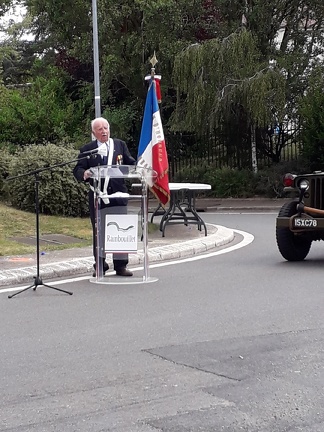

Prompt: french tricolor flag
xmin=137 ymin=79 xmax=170 ymax=205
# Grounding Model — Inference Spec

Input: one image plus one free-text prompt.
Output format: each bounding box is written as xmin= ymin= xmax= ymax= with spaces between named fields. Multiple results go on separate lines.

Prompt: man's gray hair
xmin=91 ymin=117 xmax=110 ymax=131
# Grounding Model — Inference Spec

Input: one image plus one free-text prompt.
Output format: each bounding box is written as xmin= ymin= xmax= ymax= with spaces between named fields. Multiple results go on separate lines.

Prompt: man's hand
xmin=83 ymin=170 xmax=92 ymax=180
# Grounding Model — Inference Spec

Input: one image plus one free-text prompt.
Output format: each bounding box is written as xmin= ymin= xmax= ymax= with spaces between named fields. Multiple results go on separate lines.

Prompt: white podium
xmin=89 ymin=165 xmax=158 ymax=285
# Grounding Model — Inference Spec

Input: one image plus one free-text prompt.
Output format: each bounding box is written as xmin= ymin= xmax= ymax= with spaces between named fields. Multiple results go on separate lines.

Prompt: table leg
xmin=186 ymin=191 xmax=207 ymax=235
xmin=159 ymin=189 xmax=208 ymax=237
xmin=160 ymin=191 xmax=188 ymax=236
xmin=150 ymin=202 xmax=165 ymax=223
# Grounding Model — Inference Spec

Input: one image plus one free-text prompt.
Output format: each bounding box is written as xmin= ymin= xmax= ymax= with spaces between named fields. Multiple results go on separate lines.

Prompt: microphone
xmin=80 ymin=143 xmax=108 ymax=164
xmin=80 ymin=147 xmax=99 ymax=156
xmin=81 ymin=143 xmax=108 ymax=156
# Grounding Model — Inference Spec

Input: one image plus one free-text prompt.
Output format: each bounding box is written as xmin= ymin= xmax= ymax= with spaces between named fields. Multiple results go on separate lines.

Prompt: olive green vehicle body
xmin=276 ymin=172 xmax=324 ymax=261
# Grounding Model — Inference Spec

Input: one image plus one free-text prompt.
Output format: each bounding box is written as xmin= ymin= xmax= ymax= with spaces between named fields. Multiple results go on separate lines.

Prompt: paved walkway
xmin=0 ymin=198 xmax=287 ymax=287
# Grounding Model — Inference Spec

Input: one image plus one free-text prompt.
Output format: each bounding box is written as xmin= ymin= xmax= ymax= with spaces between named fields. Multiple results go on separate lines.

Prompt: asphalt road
xmin=1 ymin=211 xmax=324 ymax=431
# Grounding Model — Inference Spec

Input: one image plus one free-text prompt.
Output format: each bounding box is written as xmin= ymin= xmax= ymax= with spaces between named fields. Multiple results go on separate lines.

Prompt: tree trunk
xmin=251 ymin=125 xmax=258 ymax=173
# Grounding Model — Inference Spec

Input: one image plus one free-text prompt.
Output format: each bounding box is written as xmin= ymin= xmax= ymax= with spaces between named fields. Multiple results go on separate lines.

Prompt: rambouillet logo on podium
xmin=104 ymin=215 xmax=138 ymax=253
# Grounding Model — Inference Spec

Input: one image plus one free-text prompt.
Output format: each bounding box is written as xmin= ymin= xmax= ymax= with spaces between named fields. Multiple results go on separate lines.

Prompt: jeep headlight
xmin=297 ymin=179 xmax=309 ymax=191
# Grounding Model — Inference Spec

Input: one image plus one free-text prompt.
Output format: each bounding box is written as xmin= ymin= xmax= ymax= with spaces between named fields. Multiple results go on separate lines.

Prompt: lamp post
xmin=92 ymin=0 xmax=101 ymax=117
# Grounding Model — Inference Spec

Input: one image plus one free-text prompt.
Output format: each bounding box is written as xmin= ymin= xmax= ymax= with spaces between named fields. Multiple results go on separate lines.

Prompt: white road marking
xmin=0 ymin=229 xmax=254 ymax=295
xmin=207 ymin=212 xmax=278 ymax=215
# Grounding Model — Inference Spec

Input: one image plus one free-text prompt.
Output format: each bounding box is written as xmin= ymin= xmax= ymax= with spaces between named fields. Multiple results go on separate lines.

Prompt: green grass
xmin=0 ymin=202 xmax=92 ymax=256
xmin=0 ymin=202 xmax=160 ymax=256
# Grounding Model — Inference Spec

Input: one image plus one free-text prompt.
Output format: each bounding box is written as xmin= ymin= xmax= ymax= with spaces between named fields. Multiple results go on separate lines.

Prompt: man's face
xmin=92 ymin=120 xmax=110 ymax=142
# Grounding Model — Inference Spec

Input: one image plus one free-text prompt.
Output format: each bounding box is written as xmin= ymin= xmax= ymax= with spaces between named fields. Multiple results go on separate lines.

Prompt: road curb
xmin=207 ymin=206 xmax=281 ymax=212
xmin=0 ymin=225 xmax=234 ymax=287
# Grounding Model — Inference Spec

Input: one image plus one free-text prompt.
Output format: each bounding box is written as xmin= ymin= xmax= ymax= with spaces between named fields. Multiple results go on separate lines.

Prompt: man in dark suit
xmin=73 ymin=117 xmax=136 ymax=277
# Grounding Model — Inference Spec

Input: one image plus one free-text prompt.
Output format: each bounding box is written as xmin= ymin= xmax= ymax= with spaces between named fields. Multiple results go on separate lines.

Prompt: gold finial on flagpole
xmin=150 ymin=51 xmax=158 ymax=68
xmin=149 ymin=51 xmax=158 ymax=77
xmin=146 ymin=52 xmax=162 ymax=103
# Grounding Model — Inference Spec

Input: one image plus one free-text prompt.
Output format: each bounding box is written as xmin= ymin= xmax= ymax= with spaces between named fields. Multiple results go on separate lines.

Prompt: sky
xmin=2 ymin=3 xmax=26 ymax=25
xmin=0 ymin=4 xmax=30 ymax=41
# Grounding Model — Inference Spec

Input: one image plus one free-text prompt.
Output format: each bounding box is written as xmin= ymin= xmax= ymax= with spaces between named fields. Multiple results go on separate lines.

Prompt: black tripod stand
xmin=7 ymin=170 xmax=73 ymax=299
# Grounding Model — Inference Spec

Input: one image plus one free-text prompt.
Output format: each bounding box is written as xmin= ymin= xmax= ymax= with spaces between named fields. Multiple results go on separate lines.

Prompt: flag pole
xmin=142 ymin=53 xmax=158 ymax=281
xmin=137 ymin=50 xmax=170 ymax=214
xmin=92 ymin=0 xmax=101 ymax=117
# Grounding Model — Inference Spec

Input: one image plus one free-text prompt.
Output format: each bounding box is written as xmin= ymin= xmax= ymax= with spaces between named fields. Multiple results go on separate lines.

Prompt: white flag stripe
xmin=152 ymin=111 xmax=164 ymax=145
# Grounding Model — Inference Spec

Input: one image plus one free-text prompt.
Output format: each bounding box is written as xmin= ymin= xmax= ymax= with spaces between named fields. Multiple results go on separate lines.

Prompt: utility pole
xmin=92 ymin=0 xmax=101 ymax=118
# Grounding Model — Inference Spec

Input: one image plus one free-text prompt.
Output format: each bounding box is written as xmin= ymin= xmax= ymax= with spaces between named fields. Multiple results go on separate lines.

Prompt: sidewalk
xmin=194 ymin=196 xmax=290 ymax=212
xmin=0 ymin=197 xmax=286 ymax=287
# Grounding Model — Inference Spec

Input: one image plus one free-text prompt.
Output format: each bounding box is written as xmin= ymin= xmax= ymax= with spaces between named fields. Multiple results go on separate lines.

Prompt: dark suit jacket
xmin=73 ymin=138 xmax=136 ymax=207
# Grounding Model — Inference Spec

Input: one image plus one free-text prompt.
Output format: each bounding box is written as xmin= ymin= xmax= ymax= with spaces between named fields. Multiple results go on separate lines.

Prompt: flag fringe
xmin=154 ymin=168 xmax=169 ymax=181
xmin=150 ymin=185 xmax=170 ymax=206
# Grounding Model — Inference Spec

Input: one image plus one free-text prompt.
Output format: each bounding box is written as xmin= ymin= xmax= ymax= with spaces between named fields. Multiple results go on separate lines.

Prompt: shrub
xmin=255 ymin=159 xmax=311 ymax=198
xmin=0 ymin=144 xmax=14 ymax=200
xmin=173 ymin=164 xmax=257 ymax=197
xmin=0 ymin=68 xmax=86 ymax=146
xmin=173 ymin=159 xmax=312 ymax=198
xmin=204 ymin=167 xmax=257 ymax=197
xmin=6 ymin=143 xmax=89 ymax=217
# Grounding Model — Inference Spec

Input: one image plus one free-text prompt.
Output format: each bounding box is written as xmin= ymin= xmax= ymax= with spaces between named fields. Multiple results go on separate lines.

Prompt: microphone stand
xmin=6 ymin=154 xmax=94 ymax=299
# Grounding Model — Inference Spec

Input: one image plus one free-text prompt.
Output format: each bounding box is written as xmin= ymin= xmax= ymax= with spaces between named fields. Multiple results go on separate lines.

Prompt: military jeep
xmin=276 ymin=171 xmax=324 ymax=261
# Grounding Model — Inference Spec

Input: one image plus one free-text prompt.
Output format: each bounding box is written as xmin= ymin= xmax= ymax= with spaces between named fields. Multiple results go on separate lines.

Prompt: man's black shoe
xmin=92 ymin=261 xmax=109 ymax=277
xmin=115 ymin=267 xmax=133 ymax=277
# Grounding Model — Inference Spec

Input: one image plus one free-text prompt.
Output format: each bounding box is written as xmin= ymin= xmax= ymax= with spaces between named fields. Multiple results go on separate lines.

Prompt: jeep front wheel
xmin=276 ymin=201 xmax=312 ymax=261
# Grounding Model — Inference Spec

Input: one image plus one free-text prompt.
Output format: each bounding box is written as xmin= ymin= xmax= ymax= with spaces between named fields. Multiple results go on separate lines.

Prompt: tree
xmin=172 ymin=29 xmax=286 ymax=133
xmin=0 ymin=66 xmax=86 ymax=145
xmin=19 ymin=0 xmax=227 ymax=146
xmin=171 ymin=0 xmax=324 ymax=165
xmin=171 ymin=29 xmax=286 ymax=169
xmin=3 ymin=0 xmax=324 ymax=170
xmin=0 ymin=0 xmax=14 ymax=19
xmin=299 ymin=67 xmax=324 ymax=171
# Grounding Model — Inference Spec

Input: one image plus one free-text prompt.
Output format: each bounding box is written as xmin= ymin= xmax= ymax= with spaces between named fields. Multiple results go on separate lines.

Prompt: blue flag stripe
xmin=137 ymin=81 xmax=159 ymax=158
